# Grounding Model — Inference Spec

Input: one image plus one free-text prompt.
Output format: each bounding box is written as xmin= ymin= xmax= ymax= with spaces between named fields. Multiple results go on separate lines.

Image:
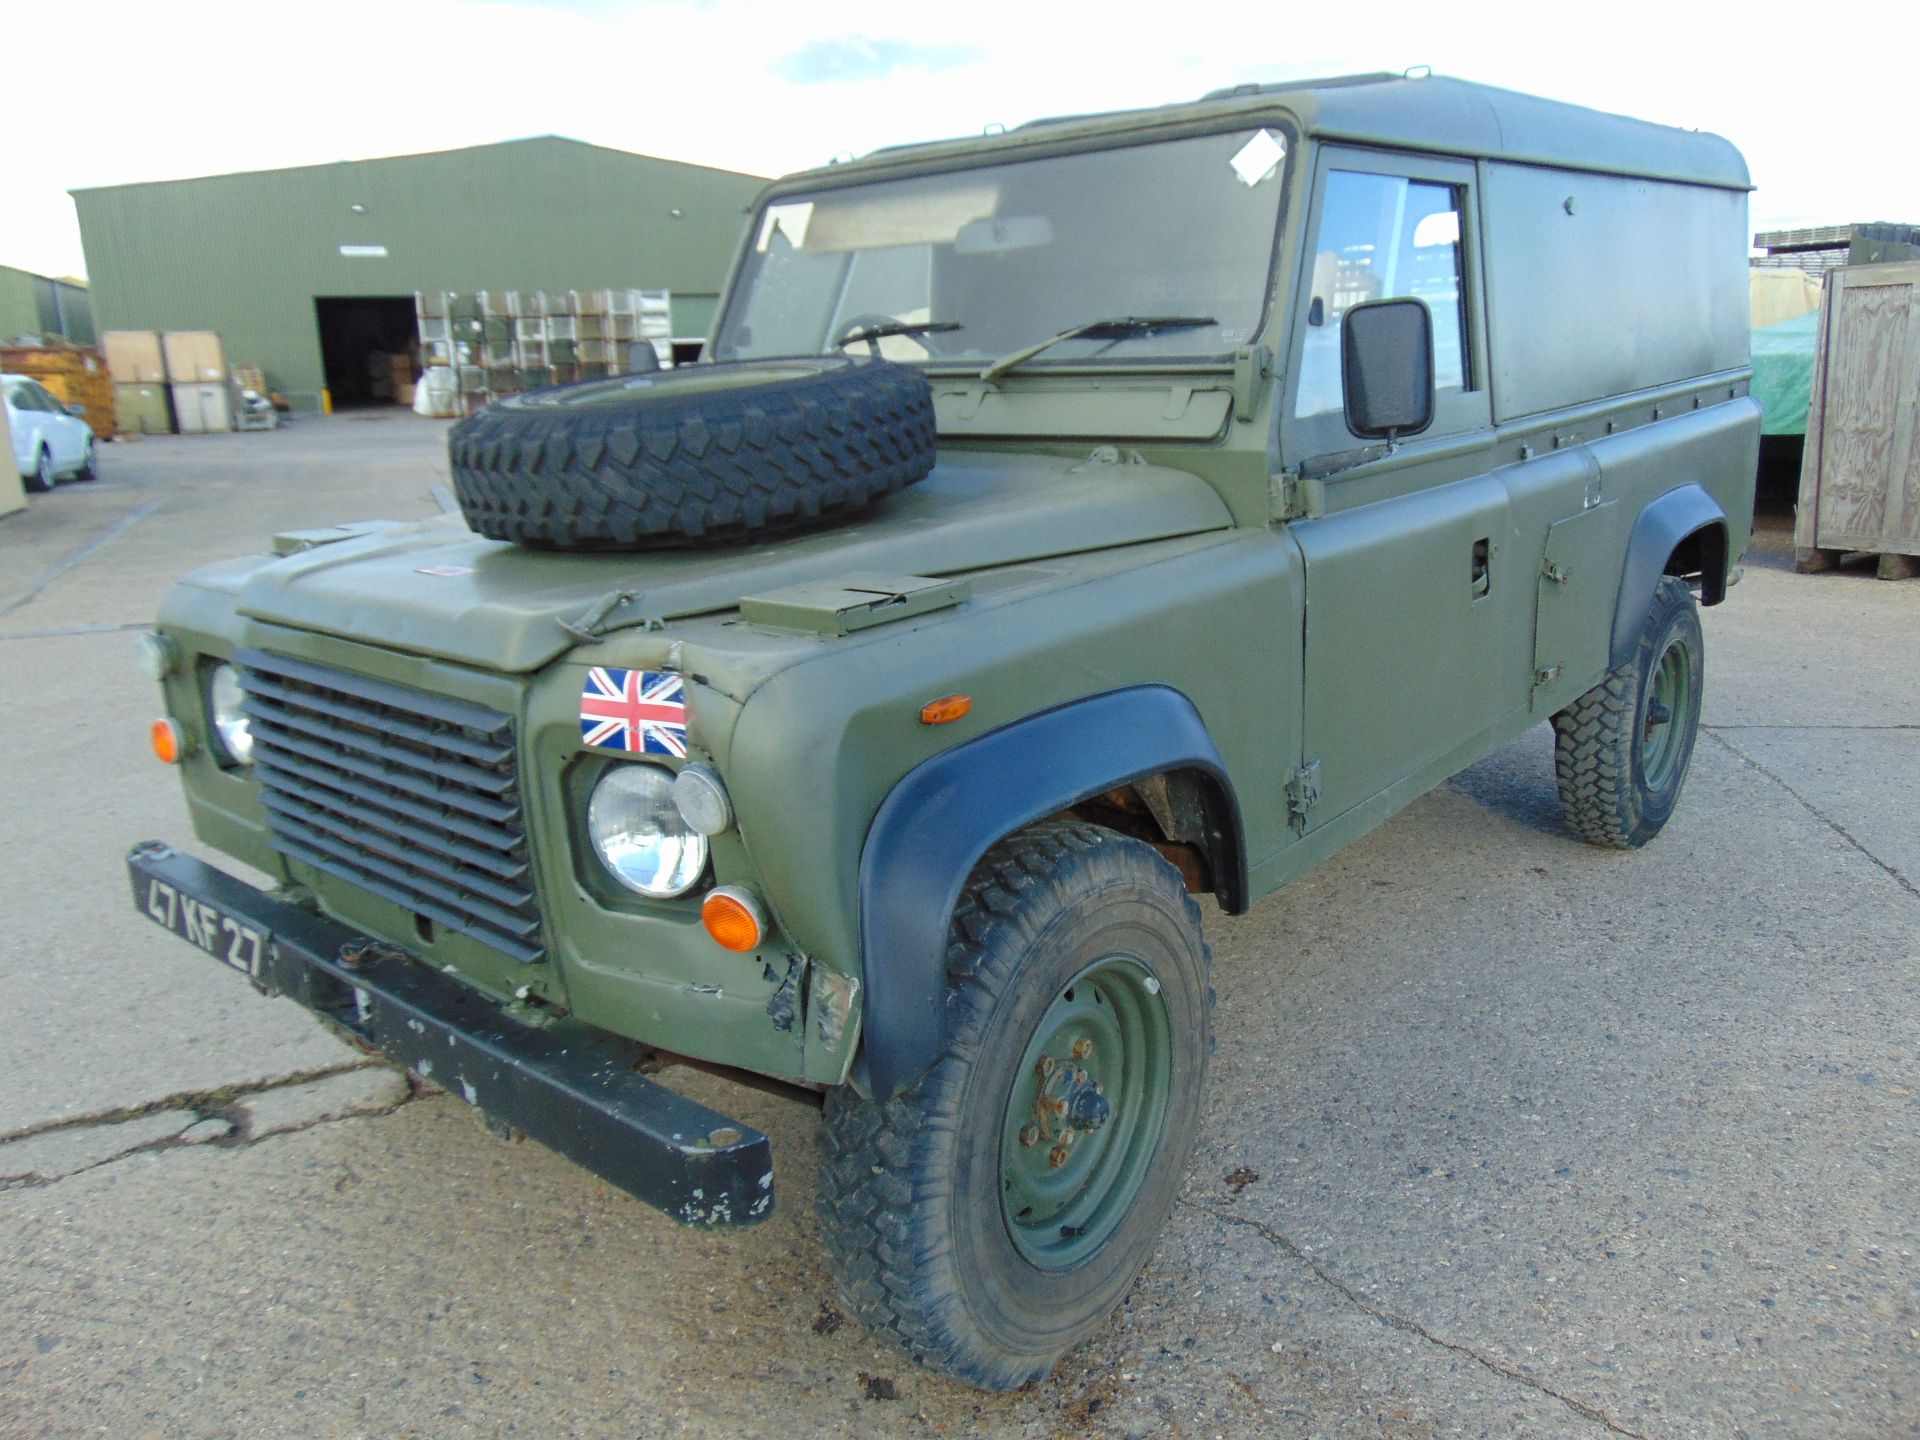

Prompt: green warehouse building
xmin=71 ymin=137 xmax=766 ymax=407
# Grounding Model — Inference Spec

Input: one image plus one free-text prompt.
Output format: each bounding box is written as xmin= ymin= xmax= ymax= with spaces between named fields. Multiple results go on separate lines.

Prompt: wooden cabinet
xmin=1795 ymin=262 xmax=1920 ymax=579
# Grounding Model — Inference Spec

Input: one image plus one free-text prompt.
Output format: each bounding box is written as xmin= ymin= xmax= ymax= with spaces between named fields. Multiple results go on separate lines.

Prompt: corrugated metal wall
xmin=73 ymin=137 xmax=765 ymax=397
xmin=0 ymin=266 xmax=94 ymax=345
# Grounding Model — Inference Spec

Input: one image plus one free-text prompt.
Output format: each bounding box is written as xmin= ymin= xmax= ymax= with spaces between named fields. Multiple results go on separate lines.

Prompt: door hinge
xmin=1270 ymin=472 xmax=1325 ymax=523
xmin=1232 ymin=343 xmax=1271 ymax=422
xmin=1540 ymin=560 xmax=1571 ymax=588
xmin=1534 ymin=663 xmax=1563 ymax=687
xmin=1285 ymin=759 xmax=1322 ymax=830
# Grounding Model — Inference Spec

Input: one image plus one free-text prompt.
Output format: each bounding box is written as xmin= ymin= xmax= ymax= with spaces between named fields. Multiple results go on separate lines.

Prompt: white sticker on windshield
xmin=755 ymin=201 xmax=814 ymax=253
xmin=1230 ymin=129 xmax=1287 ymax=188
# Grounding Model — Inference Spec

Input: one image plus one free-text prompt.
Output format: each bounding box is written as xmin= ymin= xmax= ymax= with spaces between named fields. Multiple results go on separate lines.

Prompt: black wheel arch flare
xmin=854 ymin=685 xmax=1244 ymax=1100
xmin=1610 ymin=481 xmax=1729 ymax=670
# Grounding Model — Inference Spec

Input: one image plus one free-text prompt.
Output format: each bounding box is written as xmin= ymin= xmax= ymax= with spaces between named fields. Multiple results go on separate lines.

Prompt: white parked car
xmin=4 ymin=374 xmax=97 ymax=492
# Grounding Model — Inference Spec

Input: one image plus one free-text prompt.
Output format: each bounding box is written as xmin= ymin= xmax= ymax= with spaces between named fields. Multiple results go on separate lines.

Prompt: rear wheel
xmin=1552 ymin=576 xmax=1704 ymax=847
xmin=75 ymin=439 xmax=97 ymax=481
xmin=24 ymin=448 xmax=53 ymax=494
xmin=817 ymin=822 xmax=1211 ymax=1390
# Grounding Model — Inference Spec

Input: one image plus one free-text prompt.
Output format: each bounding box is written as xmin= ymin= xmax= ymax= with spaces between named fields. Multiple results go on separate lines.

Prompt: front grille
xmin=236 ymin=648 xmax=545 ymax=964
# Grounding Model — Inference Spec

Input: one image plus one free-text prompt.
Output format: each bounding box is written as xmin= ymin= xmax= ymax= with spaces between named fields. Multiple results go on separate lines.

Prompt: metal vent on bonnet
xmin=235 ymin=648 xmax=544 ymax=963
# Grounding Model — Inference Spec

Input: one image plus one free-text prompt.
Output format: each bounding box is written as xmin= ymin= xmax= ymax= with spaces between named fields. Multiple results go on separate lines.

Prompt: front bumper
xmin=126 ymin=841 xmax=775 ymax=1227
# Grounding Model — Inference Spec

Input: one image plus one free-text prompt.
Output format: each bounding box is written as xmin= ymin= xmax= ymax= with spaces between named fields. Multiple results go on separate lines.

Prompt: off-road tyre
xmin=817 ymin=822 xmax=1212 ymax=1391
xmin=25 ymin=448 xmax=53 ymax=494
xmin=447 ymin=358 xmax=935 ymax=550
xmin=1552 ymin=576 xmax=1704 ymax=848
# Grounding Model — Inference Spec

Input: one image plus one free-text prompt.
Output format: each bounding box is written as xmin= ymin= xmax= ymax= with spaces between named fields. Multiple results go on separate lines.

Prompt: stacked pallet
xmin=418 ymin=289 xmax=672 ymax=417
xmin=0 ymin=344 xmax=116 ymax=439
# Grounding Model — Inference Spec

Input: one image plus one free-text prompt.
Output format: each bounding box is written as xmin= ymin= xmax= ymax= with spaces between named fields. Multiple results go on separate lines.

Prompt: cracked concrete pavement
xmin=1 ymin=417 xmax=1916 ymax=1438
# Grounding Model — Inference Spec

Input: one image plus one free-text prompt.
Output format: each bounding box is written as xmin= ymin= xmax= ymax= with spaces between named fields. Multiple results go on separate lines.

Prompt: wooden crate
xmin=115 ymin=383 xmax=174 ymax=435
xmin=161 ymin=331 xmax=227 ymax=384
xmin=1794 ymin=261 xmax=1920 ymax=579
xmin=103 ymin=330 xmax=165 ymax=383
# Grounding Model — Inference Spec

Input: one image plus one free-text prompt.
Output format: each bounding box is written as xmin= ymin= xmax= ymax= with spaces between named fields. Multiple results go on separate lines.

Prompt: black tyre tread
xmin=817 ymin=822 xmax=1209 ymax=1391
xmin=447 ymin=360 xmax=936 ymax=550
xmin=1551 ymin=576 xmax=1698 ymax=848
xmin=24 ymin=449 xmax=52 ymax=494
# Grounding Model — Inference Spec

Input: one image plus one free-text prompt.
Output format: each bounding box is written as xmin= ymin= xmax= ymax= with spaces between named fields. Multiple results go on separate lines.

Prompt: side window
xmin=30 ymin=383 xmax=61 ymax=412
xmin=1295 ymin=171 xmax=1469 ymax=419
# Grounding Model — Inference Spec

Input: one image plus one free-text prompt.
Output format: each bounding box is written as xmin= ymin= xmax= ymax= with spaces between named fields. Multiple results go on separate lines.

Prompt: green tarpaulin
xmin=1751 ymin=310 xmax=1820 ymax=437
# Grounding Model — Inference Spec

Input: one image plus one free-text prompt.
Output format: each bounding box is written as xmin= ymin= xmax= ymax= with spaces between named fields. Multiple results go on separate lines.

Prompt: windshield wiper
xmin=838 ymin=319 xmax=963 ymax=358
xmin=979 ymin=314 xmax=1218 ymax=384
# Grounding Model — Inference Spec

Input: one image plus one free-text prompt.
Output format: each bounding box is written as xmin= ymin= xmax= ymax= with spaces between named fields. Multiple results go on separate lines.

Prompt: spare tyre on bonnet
xmin=447 ymin=357 xmax=938 ymax=549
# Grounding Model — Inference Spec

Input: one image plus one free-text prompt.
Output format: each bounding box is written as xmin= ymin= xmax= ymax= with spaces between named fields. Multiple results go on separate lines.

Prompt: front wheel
xmin=24 ymin=448 xmax=53 ymax=494
xmin=75 ymin=439 xmax=97 ymax=481
xmin=1552 ymin=575 xmax=1704 ymax=847
xmin=817 ymin=822 xmax=1211 ymax=1391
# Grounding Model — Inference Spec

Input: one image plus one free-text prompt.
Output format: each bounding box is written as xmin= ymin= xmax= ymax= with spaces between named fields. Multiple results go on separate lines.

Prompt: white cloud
xmin=9 ymin=0 xmax=1914 ymax=279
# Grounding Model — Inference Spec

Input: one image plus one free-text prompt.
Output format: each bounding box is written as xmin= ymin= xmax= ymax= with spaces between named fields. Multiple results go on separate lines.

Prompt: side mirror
xmin=67 ymin=403 xmax=88 ymax=418
xmin=627 ymin=340 xmax=661 ymax=374
xmin=1342 ymin=296 xmax=1434 ymax=439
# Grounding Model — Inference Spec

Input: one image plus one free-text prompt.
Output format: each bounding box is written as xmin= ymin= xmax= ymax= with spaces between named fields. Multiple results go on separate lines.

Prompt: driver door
xmin=1279 ymin=149 xmax=1512 ymax=832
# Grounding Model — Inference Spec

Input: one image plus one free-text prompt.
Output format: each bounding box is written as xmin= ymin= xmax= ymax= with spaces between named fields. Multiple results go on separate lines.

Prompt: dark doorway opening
xmin=315 ymin=296 xmax=419 ymax=408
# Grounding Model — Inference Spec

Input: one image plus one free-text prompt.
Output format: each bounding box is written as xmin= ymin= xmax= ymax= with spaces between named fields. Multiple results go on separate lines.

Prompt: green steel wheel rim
xmin=1640 ymin=634 xmax=1694 ymax=792
xmin=999 ymin=955 xmax=1172 ymax=1269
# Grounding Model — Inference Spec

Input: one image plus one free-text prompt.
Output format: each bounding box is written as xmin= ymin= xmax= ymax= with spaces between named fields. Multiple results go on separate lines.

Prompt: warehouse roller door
xmin=315 ymin=296 xmax=418 ymax=408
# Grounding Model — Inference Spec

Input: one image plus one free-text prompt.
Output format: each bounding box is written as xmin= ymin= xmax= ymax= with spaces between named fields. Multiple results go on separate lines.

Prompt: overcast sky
xmin=11 ymin=0 xmax=1914 ymax=281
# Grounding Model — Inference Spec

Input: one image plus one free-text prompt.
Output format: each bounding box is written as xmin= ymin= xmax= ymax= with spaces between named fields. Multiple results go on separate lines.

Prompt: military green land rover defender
xmin=132 ymin=74 xmax=1757 ymax=1389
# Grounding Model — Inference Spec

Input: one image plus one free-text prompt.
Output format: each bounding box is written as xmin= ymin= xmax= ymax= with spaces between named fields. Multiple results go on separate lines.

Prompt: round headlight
xmin=588 ymin=764 xmax=709 ymax=898
xmin=207 ymin=663 xmax=253 ymax=766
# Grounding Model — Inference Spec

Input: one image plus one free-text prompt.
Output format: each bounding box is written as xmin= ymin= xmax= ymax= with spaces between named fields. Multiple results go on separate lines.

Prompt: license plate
xmin=139 ymin=873 xmax=268 ymax=982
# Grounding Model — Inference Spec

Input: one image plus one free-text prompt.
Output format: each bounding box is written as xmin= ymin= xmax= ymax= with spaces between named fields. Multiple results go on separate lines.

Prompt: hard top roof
xmin=808 ymin=73 xmax=1749 ymax=193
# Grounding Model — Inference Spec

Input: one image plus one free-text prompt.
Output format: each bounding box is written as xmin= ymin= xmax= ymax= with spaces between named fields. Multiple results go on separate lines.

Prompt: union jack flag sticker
xmin=580 ymin=668 xmax=688 ymax=756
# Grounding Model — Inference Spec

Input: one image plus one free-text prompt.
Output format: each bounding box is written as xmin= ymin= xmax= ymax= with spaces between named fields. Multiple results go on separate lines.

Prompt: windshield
xmin=712 ymin=126 xmax=1292 ymax=369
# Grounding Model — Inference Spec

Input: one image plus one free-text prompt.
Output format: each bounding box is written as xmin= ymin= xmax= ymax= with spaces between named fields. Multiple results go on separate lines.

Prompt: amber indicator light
xmin=150 ymin=718 xmax=185 ymax=765
xmin=919 ymin=694 xmax=973 ymax=725
xmin=702 ymin=889 xmax=765 ymax=952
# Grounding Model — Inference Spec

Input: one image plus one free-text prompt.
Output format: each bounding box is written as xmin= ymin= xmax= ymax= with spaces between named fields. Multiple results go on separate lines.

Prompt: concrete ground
xmin=1 ymin=415 xmax=1915 ymax=1440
